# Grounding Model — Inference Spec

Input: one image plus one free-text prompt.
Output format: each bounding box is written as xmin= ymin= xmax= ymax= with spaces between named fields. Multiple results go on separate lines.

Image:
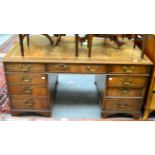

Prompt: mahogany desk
xmin=2 ymin=35 xmax=153 ymax=119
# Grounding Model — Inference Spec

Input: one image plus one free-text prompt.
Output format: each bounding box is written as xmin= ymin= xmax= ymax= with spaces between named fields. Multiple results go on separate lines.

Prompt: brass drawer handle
xmin=121 ymin=88 xmax=130 ymax=94
xmin=121 ymin=79 xmax=132 ymax=85
xmin=87 ymin=65 xmax=98 ymax=72
xmin=117 ymin=102 xmax=128 ymax=108
xmin=25 ymin=99 xmax=35 ymax=106
xmin=21 ymin=76 xmax=32 ymax=82
xmin=23 ymin=87 xmax=33 ymax=94
xmin=123 ymin=66 xmax=135 ymax=73
xmin=19 ymin=64 xmax=32 ymax=71
xmin=55 ymin=64 xmax=68 ymax=69
xmin=121 ymin=81 xmax=131 ymax=85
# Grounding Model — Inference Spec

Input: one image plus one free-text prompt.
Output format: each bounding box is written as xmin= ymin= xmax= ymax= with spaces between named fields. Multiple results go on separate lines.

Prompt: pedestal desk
xmin=2 ymin=35 xmax=153 ymax=118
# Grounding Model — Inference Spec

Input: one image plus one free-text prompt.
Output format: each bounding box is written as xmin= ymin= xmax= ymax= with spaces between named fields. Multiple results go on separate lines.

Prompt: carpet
xmin=52 ymin=74 xmax=101 ymax=119
xmin=0 ymin=34 xmax=17 ymax=114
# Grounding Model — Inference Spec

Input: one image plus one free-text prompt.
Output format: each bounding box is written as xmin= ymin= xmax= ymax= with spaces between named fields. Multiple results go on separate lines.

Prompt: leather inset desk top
xmin=3 ymin=36 xmax=153 ymax=65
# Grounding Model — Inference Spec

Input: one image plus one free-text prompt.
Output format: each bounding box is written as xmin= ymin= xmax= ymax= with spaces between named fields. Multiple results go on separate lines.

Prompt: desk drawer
xmin=47 ymin=64 xmax=107 ymax=73
xmin=47 ymin=63 xmax=70 ymax=72
xmin=71 ymin=64 xmax=107 ymax=73
xmin=8 ymin=85 xmax=47 ymax=96
xmin=5 ymin=73 xmax=47 ymax=84
xmin=109 ymin=65 xmax=150 ymax=74
xmin=106 ymin=87 xmax=144 ymax=97
xmin=104 ymin=99 xmax=142 ymax=111
xmin=10 ymin=96 xmax=49 ymax=110
xmin=107 ymin=76 xmax=147 ymax=88
xmin=5 ymin=63 xmax=45 ymax=72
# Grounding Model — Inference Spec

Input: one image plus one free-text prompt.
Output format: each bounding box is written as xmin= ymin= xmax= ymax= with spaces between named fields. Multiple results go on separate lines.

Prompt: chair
xmin=18 ymin=34 xmax=63 ymax=56
xmin=75 ymin=34 xmax=145 ymax=58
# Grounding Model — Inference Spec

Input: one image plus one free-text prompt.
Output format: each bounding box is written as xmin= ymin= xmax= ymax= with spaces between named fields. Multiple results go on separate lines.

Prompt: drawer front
xmin=5 ymin=73 xmax=47 ymax=84
xmin=109 ymin=65 xmax=150 ymax=74
xmin=10 ymin=96 xmax=49 ymax=110
xmin=47 ymin=64 xmax=107 ymax=73
xmin=47 ymin=63 xmax=70 ymax=72
xmin=70 ymin=64 xmax=107 ymax=73
xmin=107 ymin=76 xmax=147 ymax=88
xmin=5 ymin=63 xmax=45 ymax=72
xmin=106 ymin=87 xmax=144 ymax=97
xmin=8 ymin=85 xmax=47 ymax=96
xmin=104 ymin=99 xmax=142 ymax=111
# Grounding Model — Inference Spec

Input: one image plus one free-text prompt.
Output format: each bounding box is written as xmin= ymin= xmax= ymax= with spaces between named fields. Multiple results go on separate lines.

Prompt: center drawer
xmin=47 ymin=64 xmax=107 ymax=73
xmin=107 ymin=76 xmax=147 ymax=88
xmin=10 ymin=96 xmax=49 ymax=110
xmin=104 ymin=99 xmax=142 ymax=111
xmin=8 ymin=85 xmax=47 ymax=96
xmin=5 ymin=73 xmax=47 ymax=84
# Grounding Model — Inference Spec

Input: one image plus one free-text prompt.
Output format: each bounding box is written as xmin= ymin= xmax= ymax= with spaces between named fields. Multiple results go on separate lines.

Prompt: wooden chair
xmin=18 ymin=34 xmax=63 ymax=56
xmin=75 ymin=34 xmax=145 ymax=58
xmin=75 ymin=34 xmax=126 ymax=58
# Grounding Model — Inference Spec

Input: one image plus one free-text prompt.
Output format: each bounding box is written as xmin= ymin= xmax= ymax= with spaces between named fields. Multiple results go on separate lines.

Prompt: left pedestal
xmin=3 ymin=62 xmax=57 ymax=117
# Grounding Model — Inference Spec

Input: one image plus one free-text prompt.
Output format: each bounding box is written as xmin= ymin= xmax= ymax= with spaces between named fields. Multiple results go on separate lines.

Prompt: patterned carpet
xmin=0 ymin=63 xmax=10 ymax=113
xmin=0 ymin=35 xmax=17 ymax=114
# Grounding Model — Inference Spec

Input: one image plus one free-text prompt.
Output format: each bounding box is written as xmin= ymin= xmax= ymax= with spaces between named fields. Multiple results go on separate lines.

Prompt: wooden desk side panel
xmin=95 ymin=75 xmax=106 ymax=108
xmin=145 ymin=35 xmax=155 ymax=64
xmin=143 ymin=35 xmax=155 ymax=119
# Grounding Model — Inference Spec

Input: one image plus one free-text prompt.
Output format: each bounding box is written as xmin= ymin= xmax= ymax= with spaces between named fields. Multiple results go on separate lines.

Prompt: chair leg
xmin=19 ymin=34 xmax=24 ymax=56
xmin=55 ymin=34 xmax=62 ymax=46
xmin=42 ymin=34 xmax=54 ymax=45
xmin=27 ymin=34 xmax=30 ymax=47
xmin=134 ymin=34 xmax=137 ymax=49
xmin=88 ymin=34 xmax=93 ymax=57
xmin=75 ymin=34 xmax=79 ymax=57
xmin=141 ymin=34 xmax=146 ymax=59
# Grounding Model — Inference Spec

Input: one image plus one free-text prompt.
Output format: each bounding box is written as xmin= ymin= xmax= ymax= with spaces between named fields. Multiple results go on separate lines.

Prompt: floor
xmin=52 ymin=74 xmax=101 ymax=119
